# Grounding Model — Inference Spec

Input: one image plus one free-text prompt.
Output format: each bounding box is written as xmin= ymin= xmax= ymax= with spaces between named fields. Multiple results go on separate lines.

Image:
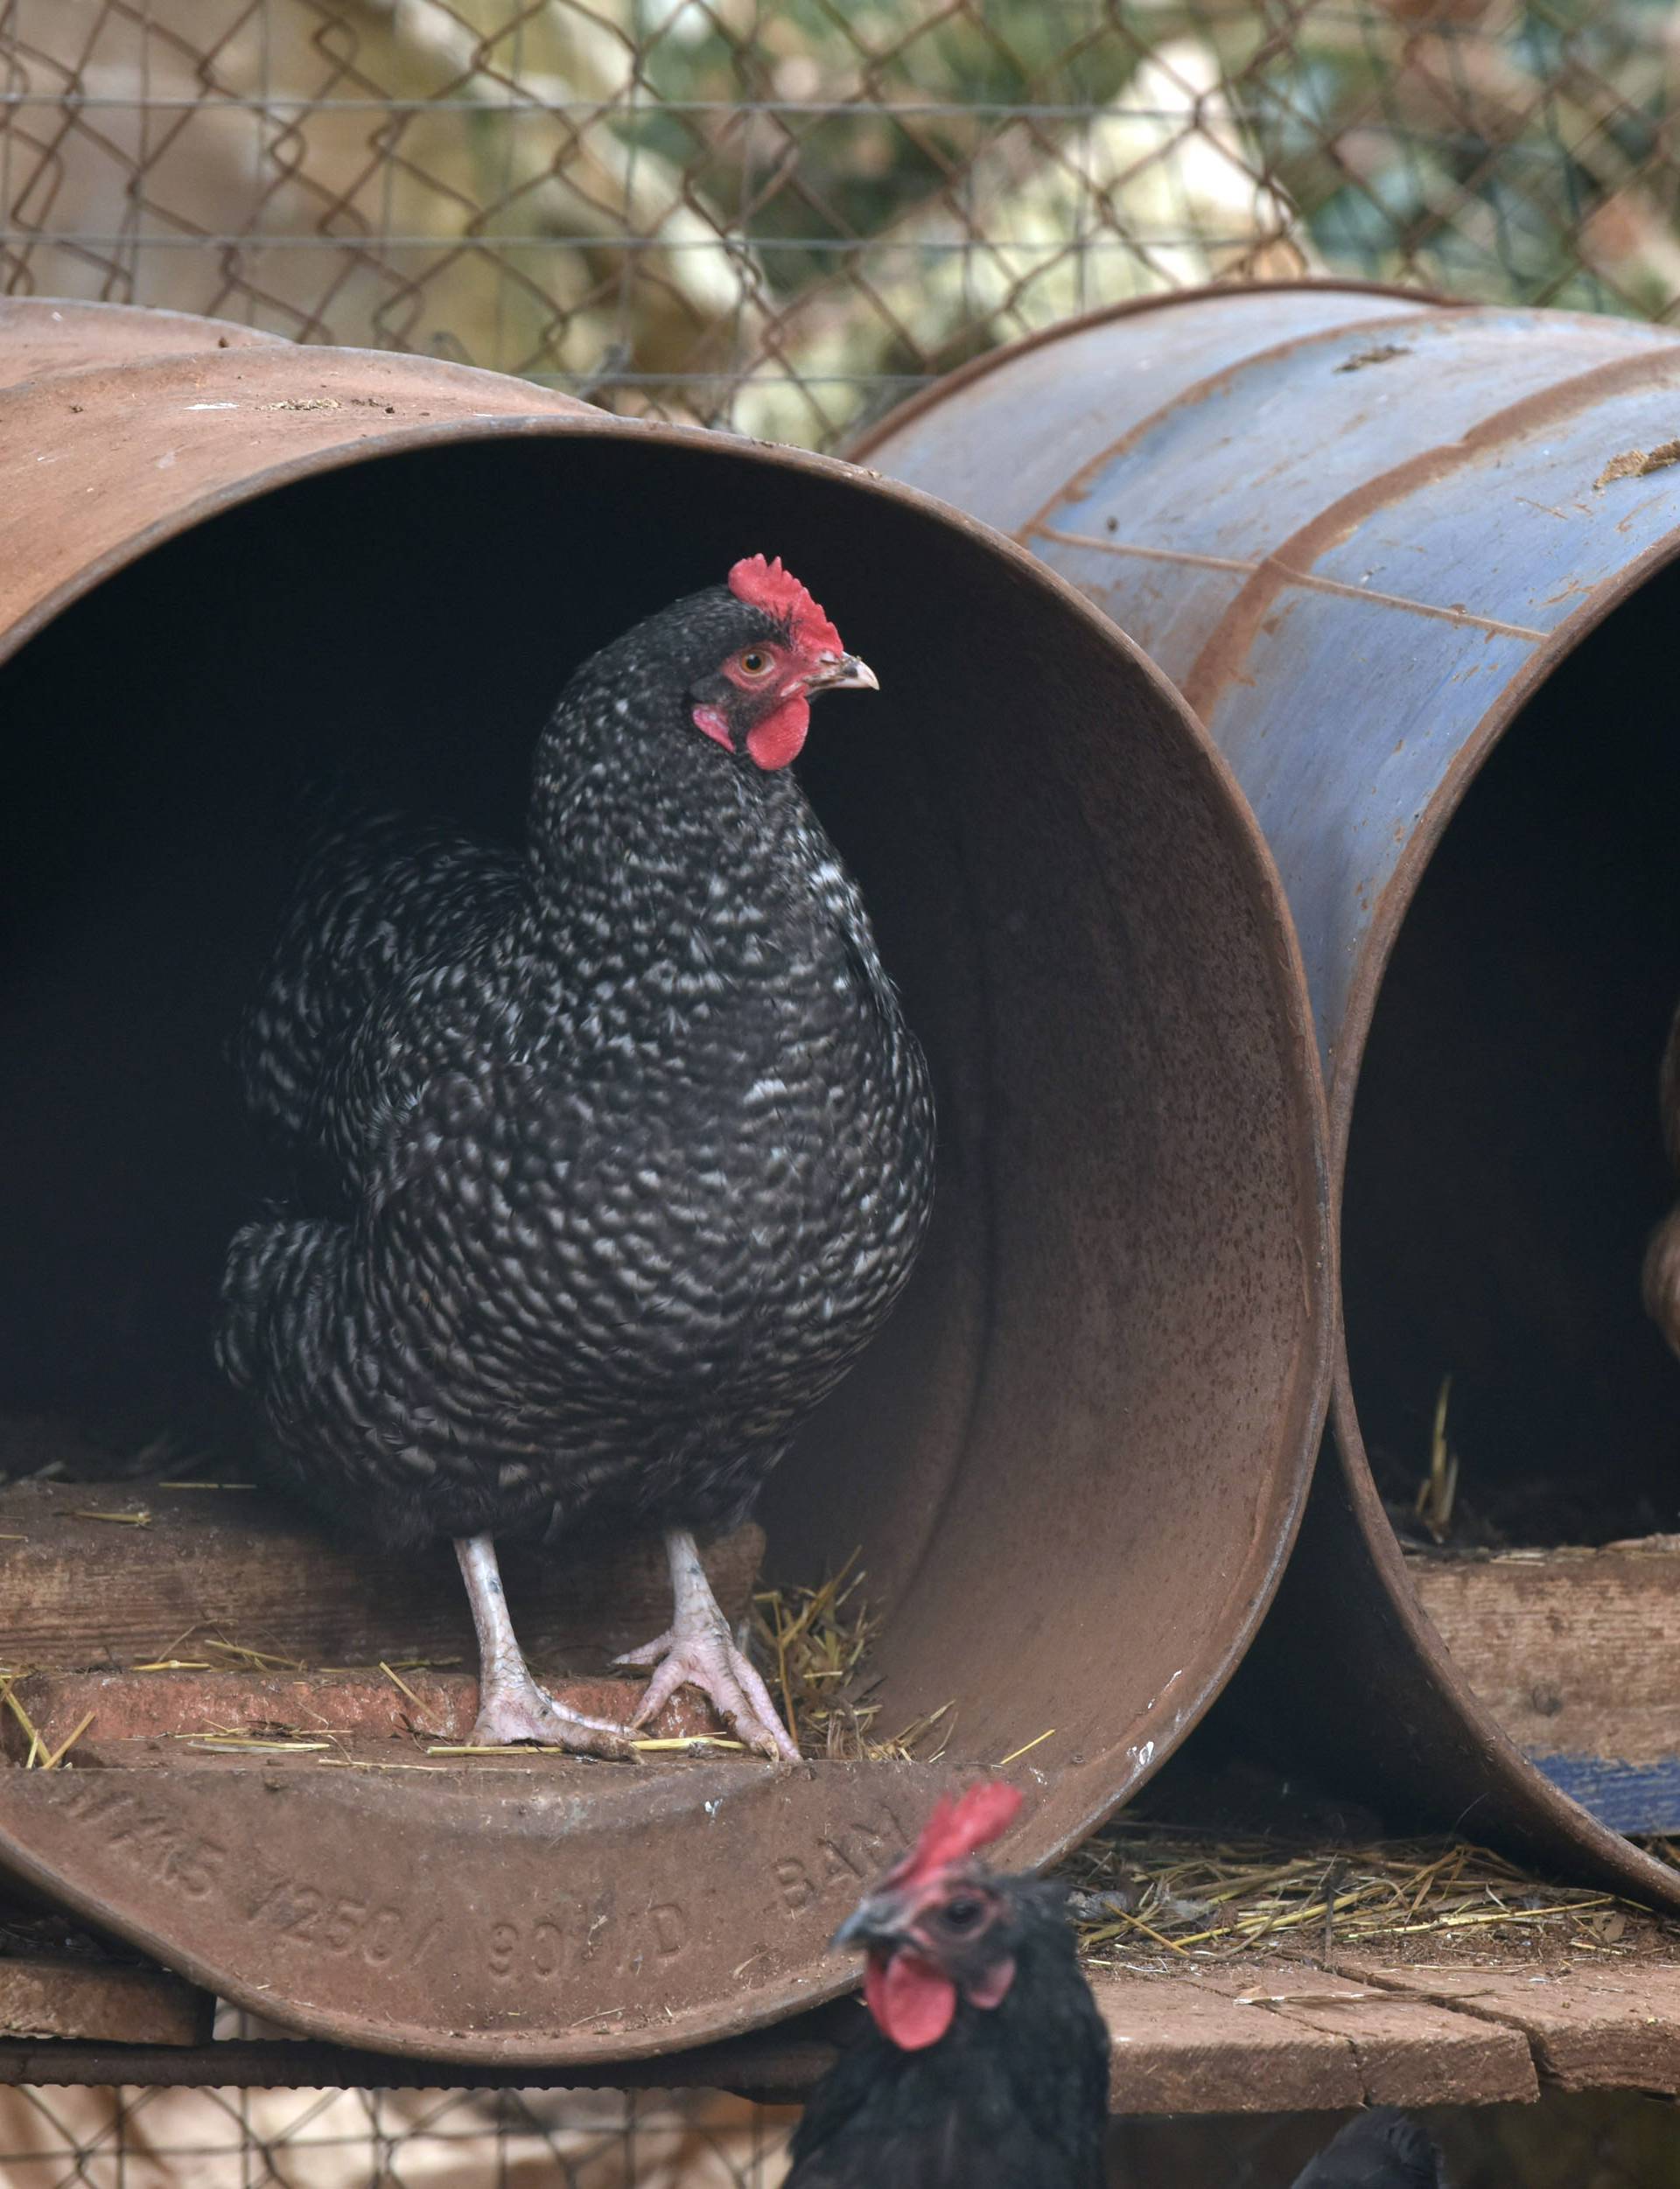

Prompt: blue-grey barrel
xmin=858 ymin=282 xmax=1680 ymax=1908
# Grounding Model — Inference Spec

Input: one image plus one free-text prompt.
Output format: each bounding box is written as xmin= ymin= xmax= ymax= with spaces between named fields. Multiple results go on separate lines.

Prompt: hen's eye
xmin=941 ymin=1897 xmax=984 ymax=1931
xmin=737 ymin=648 xmax=773 ymax=676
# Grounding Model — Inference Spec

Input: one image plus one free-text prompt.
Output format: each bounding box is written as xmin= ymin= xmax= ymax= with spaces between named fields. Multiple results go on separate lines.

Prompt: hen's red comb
xmin=728 ymin=554 xmax=844 ymax=655
xmin=884 ymin=1780 xmax=1025 ymax=1891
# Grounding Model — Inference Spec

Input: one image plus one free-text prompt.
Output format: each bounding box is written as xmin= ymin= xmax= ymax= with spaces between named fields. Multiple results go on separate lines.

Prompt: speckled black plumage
xmin=785 ymin=1878 xmax=1110 ymax=2189
xmin=217 ymin=580 xmax=934 ymax=1552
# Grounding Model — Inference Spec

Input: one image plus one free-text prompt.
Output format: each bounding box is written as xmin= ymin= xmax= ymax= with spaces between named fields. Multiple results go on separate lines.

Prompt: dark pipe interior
xmin=0 ymin=440 xmax=977 ymax=1599
xmin=0 ymin=423 xmax=1313 ymax=1785
xmin=1343 ymin=572 xmax=1680 ymax=1545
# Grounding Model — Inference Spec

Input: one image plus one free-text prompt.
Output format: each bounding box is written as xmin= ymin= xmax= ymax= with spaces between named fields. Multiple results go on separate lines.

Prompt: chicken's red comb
xmin=883 ymin=1780 xmax=1025 ymax=1891
xmin=728 ymin=554 xmax=844 ymax=655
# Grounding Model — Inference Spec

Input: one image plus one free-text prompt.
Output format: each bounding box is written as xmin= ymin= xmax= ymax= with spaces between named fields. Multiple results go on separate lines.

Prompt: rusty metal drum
xmin=858 ymin=281 xmax=1680 ymax=1908
xmin=0 ymin=300 xmax=1330 ymax=2057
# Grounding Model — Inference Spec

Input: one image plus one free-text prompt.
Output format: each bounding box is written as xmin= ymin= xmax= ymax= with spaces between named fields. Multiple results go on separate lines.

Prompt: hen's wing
xmin=238 ymin=812 xmax=521 ymax=1179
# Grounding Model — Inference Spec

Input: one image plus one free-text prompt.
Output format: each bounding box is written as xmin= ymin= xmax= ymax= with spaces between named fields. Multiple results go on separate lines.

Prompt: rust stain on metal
xmin=1335 ymin=342 xmax=1413 ymax=374
xmin=1594 ymin=438 xmax=1680 ymax=488
xmin=0 ymin=297 xmax=283 ymax=394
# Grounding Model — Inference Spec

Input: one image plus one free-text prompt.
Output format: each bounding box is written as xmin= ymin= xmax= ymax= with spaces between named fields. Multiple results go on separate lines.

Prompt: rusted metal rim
xmin=855 ymin=284 xmax=1680 ymax=1909
xmin=0 ymin=309 xmax=1333 ymax=2056
xmin=0 ymin=297 xmax=285 ymax=387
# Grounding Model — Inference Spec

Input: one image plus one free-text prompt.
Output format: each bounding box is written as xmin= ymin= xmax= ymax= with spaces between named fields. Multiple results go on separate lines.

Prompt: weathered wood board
xmin=13 ymin=1953 xmax=1680 ymax=2109
xmin=1340 ymin=1957 xmax=1680 ymax=2096
xmin=0 ymin=1955 xmax=211 ymax=2046
xmin=1188 ymin=1967 xmax=1536 ymax=2109
xmin=1408 ymin=1540 xmax=1680 ymax=1832
xmin=0 ymin=1665 xmax=724 ymax=1761
xmin=0 ymin=1480 xmax=761 ymax=1672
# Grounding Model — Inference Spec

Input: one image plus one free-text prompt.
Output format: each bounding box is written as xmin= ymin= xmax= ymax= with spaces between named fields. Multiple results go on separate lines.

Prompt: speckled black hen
xmin=217 ymin=556 xmax=934 ymax=1759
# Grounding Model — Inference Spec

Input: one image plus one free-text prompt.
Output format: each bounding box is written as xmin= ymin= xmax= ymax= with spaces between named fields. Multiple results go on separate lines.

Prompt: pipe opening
xmin=1344 ymin=579 xmax=1680 ymax=1549
xmin=0 ymin=426 xmax=1317 ymax=1806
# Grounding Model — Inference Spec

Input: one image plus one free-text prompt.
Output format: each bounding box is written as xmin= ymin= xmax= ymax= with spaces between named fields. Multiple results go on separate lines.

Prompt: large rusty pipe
xmin=858 ymin=282 xmax=1680 ymax=1907
xmin=0 ymin=301 xmax=1331 ymax=2055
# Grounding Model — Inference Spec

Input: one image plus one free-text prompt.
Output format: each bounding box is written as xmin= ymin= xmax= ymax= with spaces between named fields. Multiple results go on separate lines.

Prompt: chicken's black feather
xmin=786 ymin=1878 xmax=1109 ymax=2189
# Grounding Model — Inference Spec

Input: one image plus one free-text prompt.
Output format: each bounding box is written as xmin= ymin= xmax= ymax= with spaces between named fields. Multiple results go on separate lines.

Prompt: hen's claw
xmin=454 ymin=1529 xmax=634 ymax=1759
xmin=470 ymin=1662 xmax=634 ymax=1761
xmin=616 ymin=1622 xmax=797 ymax=1762
xmin=616 ymin=1622 xmax=799 ymax=1762
xmin=618 ymin=1527 xmax=799 ymax=1762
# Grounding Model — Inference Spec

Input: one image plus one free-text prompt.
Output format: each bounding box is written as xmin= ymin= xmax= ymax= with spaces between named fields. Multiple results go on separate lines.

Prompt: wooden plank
xmin=1090 ymin=1971 xmax=1365 ymax=2113
xmin=10 ymin=1958 xmax=1680 ymax=2104
xmin=1408 ymin=1541 xmax=1680 ymax=1831
xmin=0 ymin=1481 xmax=761 ymax=1671
xmin=0 ymin=1666 xmax=722 ymax=1762
xmin=1340 ymin=1959 xmax=1680 ymax=2095
xmin=0 ymin=1956 xmax=212 ymax=2046
xmin=0 ymin=2031 xmax=844 ymax=2091
xmin=0 ymin=1981 xmax=1368 ymax=2109
xmin=1193 ymin=1968 xmax=1536 ymax=2108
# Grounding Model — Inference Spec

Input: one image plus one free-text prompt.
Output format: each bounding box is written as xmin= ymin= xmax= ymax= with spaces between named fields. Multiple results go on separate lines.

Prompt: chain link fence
xmin=0 ymin=2079 xmax=795 ymax=2186
xmin=4 ymin=2 xmax=1680 ymax=2181
xmin=4 ymin=1 xmax=1679 ymax=452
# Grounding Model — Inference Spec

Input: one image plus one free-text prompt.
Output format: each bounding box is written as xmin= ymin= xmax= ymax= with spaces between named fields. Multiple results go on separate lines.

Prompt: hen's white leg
xmin=457 ymin=1534 xmax=632 ymax=1759
xmin=615 ymin=1528 xmax=798 ymax=1762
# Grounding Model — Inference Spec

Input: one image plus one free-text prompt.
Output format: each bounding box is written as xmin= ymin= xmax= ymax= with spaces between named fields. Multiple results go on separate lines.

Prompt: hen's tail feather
xmin=215 ymin=1215 xmax=347 ymax=1400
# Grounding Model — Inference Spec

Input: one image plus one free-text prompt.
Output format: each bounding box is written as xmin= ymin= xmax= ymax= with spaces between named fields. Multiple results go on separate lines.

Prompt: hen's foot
xmin=469 ymin=1662 xmax=634 ymax=1761
xmin=616 ymin=1527 xmax=799 ymax=1762
xmin=455 ymin=1530 xmax=634 ymax=1760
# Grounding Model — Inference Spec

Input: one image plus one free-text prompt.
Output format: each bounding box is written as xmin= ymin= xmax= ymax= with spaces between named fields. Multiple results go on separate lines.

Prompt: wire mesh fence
xmin=0 ymin=2079 xmax=796 ymax=2187
xmin=4 ymin=2 xmax=1680 ymax=2182
xmin=4 ymin=1 xmax=1680 ymax=452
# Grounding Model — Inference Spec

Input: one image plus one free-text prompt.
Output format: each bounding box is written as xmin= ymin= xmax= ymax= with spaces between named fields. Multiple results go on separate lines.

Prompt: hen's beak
xmin=806 ymin=651 xmax=879 ymax=694
xmin=831 ymin=1892 xmax=901 ymax=1953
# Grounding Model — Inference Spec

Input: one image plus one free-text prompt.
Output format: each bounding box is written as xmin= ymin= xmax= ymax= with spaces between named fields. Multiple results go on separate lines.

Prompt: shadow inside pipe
xmin=0 ymin=429 xmax=1312 ymax=1801
xmin=1343 ymin=570 xmax=1680 ymax=1547
xmin=0 ymin=438 xmax=981 ymax=1629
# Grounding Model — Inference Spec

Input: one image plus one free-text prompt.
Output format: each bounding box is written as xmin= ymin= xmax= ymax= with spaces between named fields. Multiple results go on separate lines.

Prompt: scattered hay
xmin=1057 ymin=1823 xmax=1675 ymax=1969
xmin=39 ymin=1710 xmax=95 ymax=1770
xmin=423 ymin=1735 xmax=749 ymax=1758
xmin=996 ymin=1728 xmax=1057 ymax=1769
xmin=378 ymin=1661 xmax=423 ymax=1707
xmin=145 ymin=1630 xmax=309 ymax=1675
xmin=0 ymin=1675 xmax=46 ymax=1767
xmin=1413 ymin=1374 xmax=1460 ymax=1542
xmin=629 ymin=1736 xmax=746 ymax=1753
xmin=186 ymin=1736 xmax=332 ymax=1754
xmin=752 ymin=1558 xmax=953 ymax=1762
